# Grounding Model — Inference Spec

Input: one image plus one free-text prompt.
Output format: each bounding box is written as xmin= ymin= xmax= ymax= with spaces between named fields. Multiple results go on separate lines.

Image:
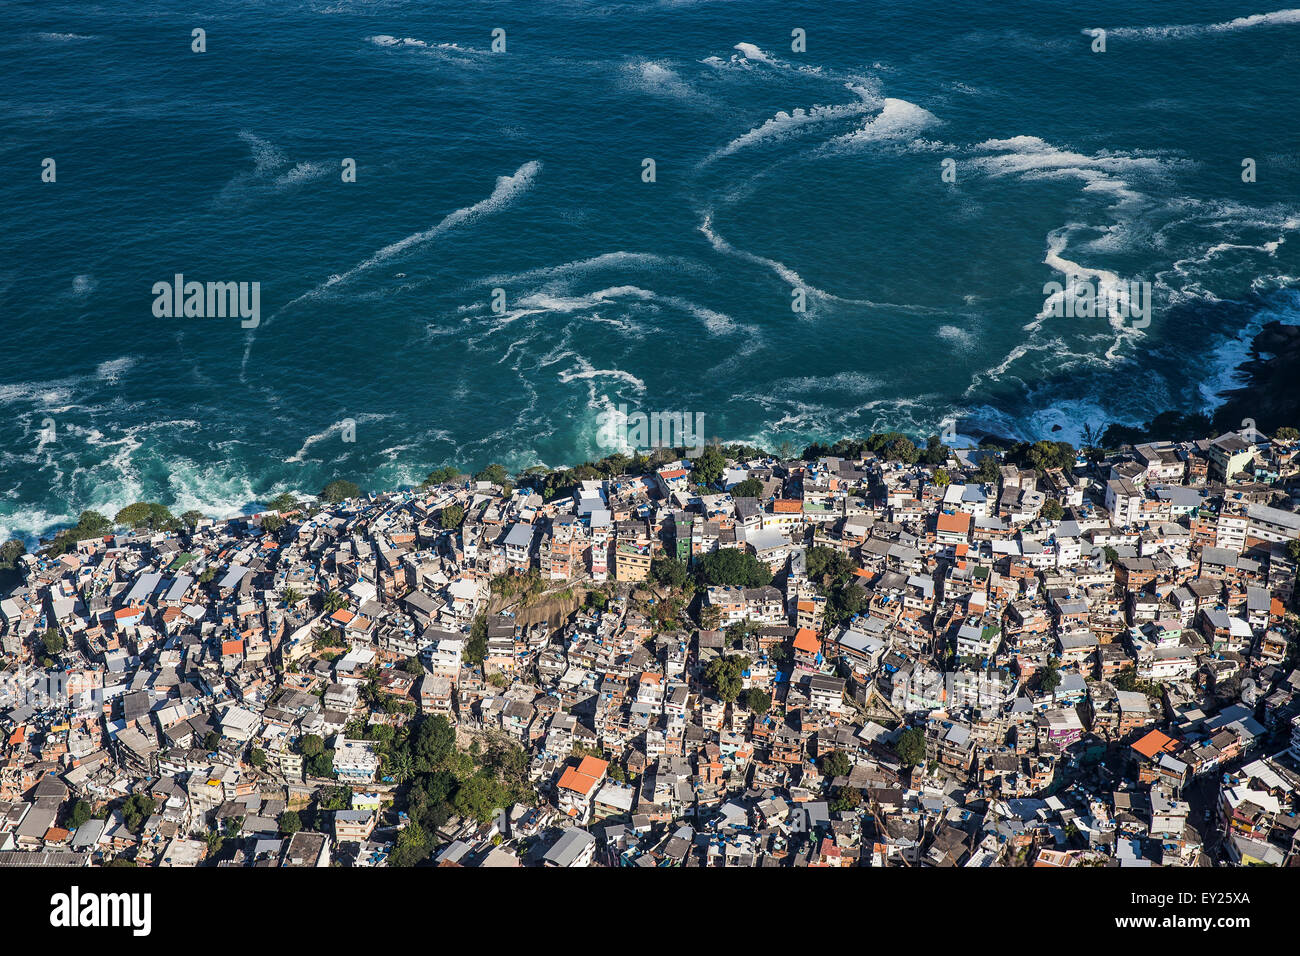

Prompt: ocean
xmin=2 ymin=0 xmax=1299 ymax=542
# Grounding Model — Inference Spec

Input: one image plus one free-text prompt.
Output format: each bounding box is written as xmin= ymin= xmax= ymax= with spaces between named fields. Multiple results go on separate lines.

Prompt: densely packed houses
xmin=2 ymin=427 xmax=1300 ymax=867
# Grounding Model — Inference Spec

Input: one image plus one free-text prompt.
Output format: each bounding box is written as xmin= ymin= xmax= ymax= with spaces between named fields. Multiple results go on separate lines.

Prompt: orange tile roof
xmin=221 ymin=639 xmax=244 ymax=657
xmin=576 ymin=756 xmax=608 ymax=779
xmin=331 ymin=609 xmax=355 ymax=624
xmin=113 ymin=606 xmax=145 ymax=620
xmin=936 ymin=511 xmax=972 ymax=533
xmin=796 ymin=600 xmax=815 ymax=612
xmin=1131 ymin=729 xmax=1178 ymax=759
xmin=773 ymin=499 xmax=802 ymax=514
xmin=793 ymin=628 xmax=820 ymax=653
xmin=659 ymin=468 xmax=689 ymax=480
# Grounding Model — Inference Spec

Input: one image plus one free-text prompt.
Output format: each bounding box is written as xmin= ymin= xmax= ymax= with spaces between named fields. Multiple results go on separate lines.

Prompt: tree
xmin=974 ymin=454 xmax=1001 ymax=484
xmin=830 ymin=785 xmax=862 ymax=813
xmin=320 ymin=479 xmax=361 ymax=504
xmin=651 ymin=555 xmax=689 ymax=589
xmin=1286 ymin=539 xmax=1300 ymax=564
xmin=114 ymin=502 xmax=178 ymax=531
xmin=322 ymin=590 xmax=348 ymax=615
xmin=0 ymin=539 xmax=26 ymax=570
xmin=730 ymin=477 xmax=764 ymax=498
xmin=384 ymin=750 xmax=414 ymax=785
xmin=1275 ymin=426 xmax=1298 ymax=442
xmin=204 ymin=731 xmax=222 ymax=751
xmin=440 ymin=503 xmax=465 ymax=530
xmin=821 ymin=750 xmax=851 ymax=778
xmin=1036 ymin=659 xmax=1062 ymax=694
xmin=298 ymin=734 xmax=325 ymax=758
xmin=41 ymin=627 xmax=64 ymax=657
xmin=897 ymin=727 xmax=926 ymax=767
xmin=411 ymin=715 xmax=456 ymax=772
xmin=282 ymin=586 xmax=302 ymax=607
xmin=267 ymin=492 xmax=301 ymax=513
xmin=277 ymin=810 xmax=302 ymax=836
xmin=1041 ymin=498 xmax=1064 ymax=521
xmin=919 ymin=434 xmax=948 ymax=466
xmin=249 ymin=748 xmax=266 ymax=769
xmin=691 ymin=446 xmax=726 ymax=488
xmin=121 ymin=793 xmax=156 ymax=832
xmin=465 ymin=613 xmax=488 ymax=665
xmin=933 ymin=467 xmax=951 ymax=487
xmin=473 ymin=464 xmax=509 ymax=486
xmin=742 ymin=687 xmax=771 ymax=715
xmin=703 ymin=655 xmax=750 ymax=703
xmin=424 ymin=466 xmax=461 ymax=486
xmin=261 ymin=513 xmax=285 ymax=533
xmin=696 ymin=548 xmax=771 ymax=588
xmin=389 ymin=820 xmax=431 ymax=867
xmin=69 ymin=799 xmax=93 ymax=830
xmin=1103 ymin=546 xmax=1119 ymax=566
xmin=181 ymin=510 xmax=206 ymax=529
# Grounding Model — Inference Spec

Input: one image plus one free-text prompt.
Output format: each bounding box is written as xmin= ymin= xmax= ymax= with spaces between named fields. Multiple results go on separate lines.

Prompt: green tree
xmin=298 ymin=734 xmax=325 ymax=758
xmin=41 ymin=627 xmax=64 ymax=657
xmin=1036 ymin=659 xmax=1062 ymax=694
xmin=691 ymin=446 xmax=727 ymax=488
xmin=121 ymin=793 xmax=156 ymax=832
xmin=821 ymin=750 xmax=851 ymax=777
xmin=204 ymin=731 xmax=222 ymax=751
xmin=322 ymin=590 xmax=349 ymax=615
xmin=896 ymin=727 xmax=927 ymax=768
xmin=742 ymin=687 xmax=771 ymax=715
xmin=248 ymin=748 xmax=266 ymax=769
xmin=114 ymin=502 xmax=178 ymax=531
xmin=389 ymin=820 xmax=431 ymax=867
xmin=440 ymin=503 xmax=466 ymax=530
xmin=830 ymin=786 xmax=862 ymax=813
xmin=68 ymin=799 xmax=93 ymax=830
xmin=1275 ymin=426 xmax=1298 ymax=442
xmin=278 ymin=810 xmax=302 ymax=836
xmin=261 ymin=513 xmax=285 ymax=533
xmin=1041 ymin=498 xmax=1064 ymax=521
xmin=181 ymin=510 xmax=206 ymax=529
xmin=703 ymin=655 xmax=750 ymax=703
xmin=473 ymin=464 xmax=509 ymax=486
xmin=696 ymin=548 xmax=771 ymax=588
xmin=423 ymin=466 xmax=462 ymax=486
xmin=933 ymin=467 xmax=951 ymax=487
xmin=730 ymin=477 xmax=764 ymax=498
xmin=465 ymin=613 xmax=488 ymax=665
xmin=0 ymin=539 xmax=26 ymax=570
xmin=320 ymin=479 xmax=361 ymax=504
xmin=651 ymin=555 xmax=690 ymax=589
xmin=267 ymin=492 xmax=301 ymax=513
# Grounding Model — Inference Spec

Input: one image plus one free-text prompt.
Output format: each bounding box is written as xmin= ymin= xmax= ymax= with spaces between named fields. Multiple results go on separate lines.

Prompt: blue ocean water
xmin=2 ymin=0 xmax=1299 ymax=541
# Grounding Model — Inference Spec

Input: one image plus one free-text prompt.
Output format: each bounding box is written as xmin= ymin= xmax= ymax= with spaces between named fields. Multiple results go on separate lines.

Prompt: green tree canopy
xmin=440 ymin=503 xmax=466 ymax=530
xmin=703 ymin=655 xmax=750 ymax=703
xmin=696 ymin=548 xmax=771 ymax=588
xmin=896 ymin=727 xmax=927 ymax=768
xmin=651 ymin=555 xmax=690 ymax=589
xmin=320 ymin=479 xmax=362 ymax=504
xmin=691 ymin=446 xmax=726 ymax=488
xmin=729 ymin=477 xmax=765 ymax=498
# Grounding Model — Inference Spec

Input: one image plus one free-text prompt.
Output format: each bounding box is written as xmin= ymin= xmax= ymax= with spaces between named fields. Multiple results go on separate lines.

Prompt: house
xmin=543 ymin=827 xmax=596 ymax=867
